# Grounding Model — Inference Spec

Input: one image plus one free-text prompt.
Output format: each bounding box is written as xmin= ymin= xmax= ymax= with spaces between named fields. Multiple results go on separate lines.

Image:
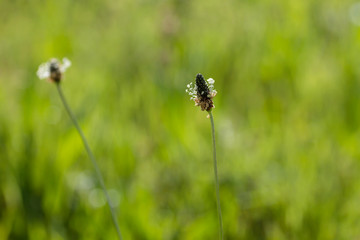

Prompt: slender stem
xmin=209 ymin=111 xmax=223 ymax=240
xmin=56 ymin=83 xmax=123 ymax=240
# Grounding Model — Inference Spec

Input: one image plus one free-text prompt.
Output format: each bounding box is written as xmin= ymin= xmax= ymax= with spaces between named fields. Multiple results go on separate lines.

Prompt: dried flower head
xmin=37 ymin=58 xmax=71 ymax=83
xmin=186 ymin=73 xmax=217 ymax=112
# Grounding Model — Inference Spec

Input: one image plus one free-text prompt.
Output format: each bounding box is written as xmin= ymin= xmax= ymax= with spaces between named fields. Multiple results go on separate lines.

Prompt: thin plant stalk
xmin=209 ymin=111 xmax=223 ymax=240
xmin=56 ymin=83 xmax=123 ymax=240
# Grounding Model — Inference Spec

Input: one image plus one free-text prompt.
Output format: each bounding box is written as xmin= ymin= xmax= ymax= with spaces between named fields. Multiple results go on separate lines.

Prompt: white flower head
xmin=37 ymin=57 xmax=71 ymax=83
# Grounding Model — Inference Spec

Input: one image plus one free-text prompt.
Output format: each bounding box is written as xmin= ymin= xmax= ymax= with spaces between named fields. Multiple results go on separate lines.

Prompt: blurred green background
xmin=1 ymin=0 xmax=360 ymax=239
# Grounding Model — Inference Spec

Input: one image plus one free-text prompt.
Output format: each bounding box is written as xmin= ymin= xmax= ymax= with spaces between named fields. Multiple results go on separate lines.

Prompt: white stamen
xmin=60 ymin=58 xmax=72 ymax=72
xmin=207 ymin=78 xmax=215 ymax=84
xmin=36 ymin=62 xmax=51 ymax=80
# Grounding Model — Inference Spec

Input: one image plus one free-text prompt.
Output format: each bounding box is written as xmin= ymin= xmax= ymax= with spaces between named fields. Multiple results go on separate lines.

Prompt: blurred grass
xmin=2 ymin=0 xmax=360 ymax=239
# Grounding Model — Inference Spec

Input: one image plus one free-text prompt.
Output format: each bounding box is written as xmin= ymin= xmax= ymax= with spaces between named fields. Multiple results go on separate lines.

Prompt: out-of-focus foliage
xmin=1 ymin=0 xmax=360 ymax=239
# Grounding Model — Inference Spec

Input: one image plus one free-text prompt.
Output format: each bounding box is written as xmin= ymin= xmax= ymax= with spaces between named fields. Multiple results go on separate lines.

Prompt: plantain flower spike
xmin=37 ymin=58 xmax=71 ymax=83
xmin=186 ymin=73 xmax=217 ymax=112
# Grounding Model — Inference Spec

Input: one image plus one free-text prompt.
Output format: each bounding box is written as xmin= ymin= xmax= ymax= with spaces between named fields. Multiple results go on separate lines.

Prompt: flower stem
xmin=56 ymin=83 xmax=123 ymax=240
xmin=209 ymin=111 xmax=223 ymax=240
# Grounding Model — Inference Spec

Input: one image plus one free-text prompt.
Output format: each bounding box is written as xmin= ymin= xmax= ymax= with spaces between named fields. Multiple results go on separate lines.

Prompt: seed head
xmin=37 ymin=58 xmax=71 ymax=83
xmin=196 ymin=73 xmax=210 ymax=98
xmin=186 ymin=73 xmax=217 ymax=112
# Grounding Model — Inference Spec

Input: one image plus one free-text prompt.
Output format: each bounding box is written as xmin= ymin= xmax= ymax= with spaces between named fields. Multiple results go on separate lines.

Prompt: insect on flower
xmin=37 ymin=58 xmax=71 ymax=83
xmin=186 ymin=73 xmax=217 ymax=112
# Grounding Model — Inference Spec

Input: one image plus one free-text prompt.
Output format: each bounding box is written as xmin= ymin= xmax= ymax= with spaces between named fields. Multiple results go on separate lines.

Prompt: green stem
xmin=56 ymin=83 xmax=123 ymax=240
xmin=209 ymin=111 xmax=223 ymax=240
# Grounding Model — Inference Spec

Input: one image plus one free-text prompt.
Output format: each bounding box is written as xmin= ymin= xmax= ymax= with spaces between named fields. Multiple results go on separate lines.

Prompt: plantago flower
xmin=186 ymin=73 xmax=217 ymax=112
xmin=37 ymin=58 xmax=71 ymax=83
xmin=37 ymin=57 xmax=123 ymax=239
xmin=186 ymin=73 xmax=223 ymax=239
